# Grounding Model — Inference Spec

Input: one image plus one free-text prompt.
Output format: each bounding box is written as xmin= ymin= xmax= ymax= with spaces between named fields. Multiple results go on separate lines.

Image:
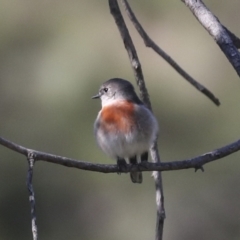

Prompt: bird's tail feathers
xmin=130 ymin=172 xmax=142 ymax=184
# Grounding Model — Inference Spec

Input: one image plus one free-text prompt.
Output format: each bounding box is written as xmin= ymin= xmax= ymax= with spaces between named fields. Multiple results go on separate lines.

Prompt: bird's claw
xmin=117 ymin=158 xmax=127 ymax=174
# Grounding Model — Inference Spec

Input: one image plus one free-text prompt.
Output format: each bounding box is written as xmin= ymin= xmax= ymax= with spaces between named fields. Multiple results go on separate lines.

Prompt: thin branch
xmin=223 ymin=27 xmax=240 ymax=49
xmin=182 ymin=0 xmax=240 ymax=77
xmin=27 ymin=152 xmax=38 ymax=240
xmin=109 ymin=1 xmax=165 ymax=239
xmin=120 ymin=0 xmax=220 ymax=107
xmin=1 ymin=136 xmax=240 ymax=172
xmin=150 ymin=142 xmax=165 ymax=240
xmin=108 ymin=0 xmax=151 ymax=109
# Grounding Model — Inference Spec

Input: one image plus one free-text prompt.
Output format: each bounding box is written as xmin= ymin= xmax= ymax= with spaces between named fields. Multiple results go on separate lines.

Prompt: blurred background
xmin=0 ymin=0 xmax=240 ymax=239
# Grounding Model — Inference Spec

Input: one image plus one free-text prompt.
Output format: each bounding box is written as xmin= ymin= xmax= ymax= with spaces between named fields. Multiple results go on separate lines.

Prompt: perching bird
xmin=92 ymin=78 xmax=158 ymax=183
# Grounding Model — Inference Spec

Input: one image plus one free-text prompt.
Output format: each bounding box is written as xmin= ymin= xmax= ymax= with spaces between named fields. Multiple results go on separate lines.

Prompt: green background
xmin=0 ymin=0 xmax=240 ymax=239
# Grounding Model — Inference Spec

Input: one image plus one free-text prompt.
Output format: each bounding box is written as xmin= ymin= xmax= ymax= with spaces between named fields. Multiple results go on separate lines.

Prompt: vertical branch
xmin=108 ymin=1 xmax=165 ymax=239
xmin=150 ymin=142 xmax=165 ymax=240
xmin=27 ymin=152 xmax=38 ymax=240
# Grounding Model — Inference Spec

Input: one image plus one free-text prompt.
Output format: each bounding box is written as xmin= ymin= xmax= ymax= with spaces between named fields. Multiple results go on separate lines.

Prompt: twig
xmin=27 ymin=152 xmax=38 ymax=240
xmin=108 ymin=1 xmax=165 ymax=239
xmin=120 ymin=0 xmax=220 ymax=107
xmin=182 ymin=0 xmax=240 ymax=77
xmin=1 ymin=136 xmax=240 ymax=173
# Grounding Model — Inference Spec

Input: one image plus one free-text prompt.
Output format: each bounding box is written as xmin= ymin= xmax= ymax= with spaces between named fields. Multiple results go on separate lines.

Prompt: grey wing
xmin=135 ymin=105 xmax=159 ymax=141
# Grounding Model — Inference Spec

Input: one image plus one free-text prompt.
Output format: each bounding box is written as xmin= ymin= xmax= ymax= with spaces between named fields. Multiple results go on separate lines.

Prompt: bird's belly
xmin=96 ymin=129 xmax=150 ymax=159
xmin=94 ymin=102 xmax=158 ymax=160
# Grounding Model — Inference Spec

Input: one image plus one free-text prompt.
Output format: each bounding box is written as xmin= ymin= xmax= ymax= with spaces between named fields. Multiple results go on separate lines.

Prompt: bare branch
xmin=182 ymin=0 xmax=240 ymax=77
xmin=27 ymin=152 xmax=38 ymax=240
xmin=120 ymin=0 xmax=220 ymax=107
xmin=223 ymin=27 xmax=240 ymax=49
xmin=150 ymin=142 xmax=165 ymax=240
xmin=109 ymin=1 xmax=165 ymax=239
xmin=1 ymin=136 xmax=240 ymax=172
xmin=108 ymin=0 xmax=151 ymax=109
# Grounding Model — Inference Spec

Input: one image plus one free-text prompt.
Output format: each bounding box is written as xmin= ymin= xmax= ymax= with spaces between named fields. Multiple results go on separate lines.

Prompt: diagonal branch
xmin=120 ymin=0 xmax=220 ymax=106
xmin=108 ymin=0 xmax=151 ymax=109
xmin=109 ymin=1 xmax=165 ymax=239
xmin=182 ymin=0 xmax=240 ymax=77
xmin=224 ymin=27 xmax=240 ymax=49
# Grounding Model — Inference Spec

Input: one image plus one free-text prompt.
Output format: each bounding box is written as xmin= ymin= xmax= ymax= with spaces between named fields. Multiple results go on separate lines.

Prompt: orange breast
xmin=100 ymin=101 xmax=135 ymax=133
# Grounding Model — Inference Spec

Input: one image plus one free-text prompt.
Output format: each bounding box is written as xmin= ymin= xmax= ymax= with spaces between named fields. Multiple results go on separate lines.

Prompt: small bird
xmin=92 ymin=78 xmax=158 ymax=183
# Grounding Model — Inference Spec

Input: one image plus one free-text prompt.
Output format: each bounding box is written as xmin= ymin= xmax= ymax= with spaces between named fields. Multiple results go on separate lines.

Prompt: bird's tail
xmin=130 ymin=172 xmax=142 ymax=184
xmin=129 ymin=156 xmax=143 ymax=184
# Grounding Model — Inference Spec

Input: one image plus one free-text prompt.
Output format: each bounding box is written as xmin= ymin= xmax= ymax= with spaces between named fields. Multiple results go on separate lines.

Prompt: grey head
xmin=92 ymin=78 xmax=142 ymax=106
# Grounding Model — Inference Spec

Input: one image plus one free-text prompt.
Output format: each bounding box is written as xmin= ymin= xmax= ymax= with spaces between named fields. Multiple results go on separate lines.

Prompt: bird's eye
xmin=103 ymin=87 xmax=108 ymax=93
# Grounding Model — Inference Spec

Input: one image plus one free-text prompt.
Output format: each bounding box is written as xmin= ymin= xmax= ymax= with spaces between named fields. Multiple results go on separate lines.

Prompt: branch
xmin=27 ymin=152 xmax=38 ymax=240
xmin=108 ymin=1 xmax=165 ymax=239
xmin=108 ymin=0 xmax=151 ymax=109
xmin=1 ymin=136 xmax=240 ymax=173
xmin=182 ymin=0 xmax=240 ymax=77
xmin=223 ymin=27 xmax=240 ymax=49
xmin=120 ymin=0 xmax=220 ymax=106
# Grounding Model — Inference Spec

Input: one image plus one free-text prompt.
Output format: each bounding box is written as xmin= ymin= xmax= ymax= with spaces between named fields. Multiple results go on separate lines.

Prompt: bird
xmin=92 ymin=78 xmax=158 ymax=183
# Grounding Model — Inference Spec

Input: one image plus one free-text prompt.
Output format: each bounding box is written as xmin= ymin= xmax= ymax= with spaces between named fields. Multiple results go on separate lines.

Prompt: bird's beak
xmin=92 ymin=93 xmax=101 ymax=99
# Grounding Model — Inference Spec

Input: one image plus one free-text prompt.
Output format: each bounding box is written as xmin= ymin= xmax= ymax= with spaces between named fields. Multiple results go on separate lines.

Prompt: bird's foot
xmin=117 ymin=158 xmax=127 ymax=174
